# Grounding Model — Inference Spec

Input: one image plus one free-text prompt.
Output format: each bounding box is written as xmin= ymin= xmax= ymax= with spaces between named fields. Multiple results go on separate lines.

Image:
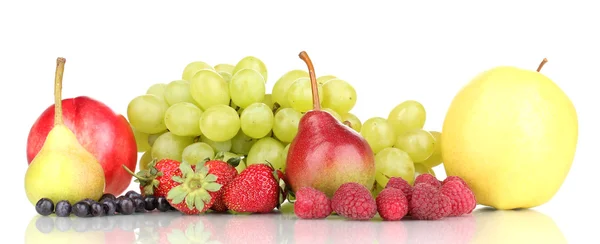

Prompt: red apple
xmin=26 ymin=96 xmax=137 ymax=196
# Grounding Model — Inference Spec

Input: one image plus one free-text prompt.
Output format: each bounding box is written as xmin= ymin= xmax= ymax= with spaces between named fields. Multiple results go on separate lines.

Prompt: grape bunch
xmin=127 ymin=56 xmax=360 ymax=173
xmin=360 ymin=100 xmax=444 ymax=196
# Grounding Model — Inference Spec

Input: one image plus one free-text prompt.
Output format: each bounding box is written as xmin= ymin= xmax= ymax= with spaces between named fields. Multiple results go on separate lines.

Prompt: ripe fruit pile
xmin=294 ymin=174 xmax=476 ymax=221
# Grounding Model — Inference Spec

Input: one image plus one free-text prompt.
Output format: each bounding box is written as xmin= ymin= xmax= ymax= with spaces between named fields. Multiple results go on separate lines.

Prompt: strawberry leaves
xmin=167 ymin=162 xmax=222 ymax=212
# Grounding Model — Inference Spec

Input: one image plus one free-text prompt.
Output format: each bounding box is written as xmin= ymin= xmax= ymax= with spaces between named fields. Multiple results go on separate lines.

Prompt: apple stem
xmin=54 ymin=57 xmax=66 ymax=126
xmin=298 ymin=51 xmax=321 ymax=111
xmin=536 ymin=58 xmax=548 ymax=72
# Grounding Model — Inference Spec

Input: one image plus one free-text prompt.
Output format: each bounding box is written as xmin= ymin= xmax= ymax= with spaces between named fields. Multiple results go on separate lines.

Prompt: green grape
xmin=317 ymin=75 xmax=336 ymax=85
xmin=286 ymin=77 xmax=323 ymax=113
xmin=132 ymin=127 xmax=150 ymax=152
xmin=146 ymin=83 xmax=168 ymax=100
xmin=151 ymin=132 xmax=194 ymax=161
xmin=417 ymin=131 xmax=443 ymax=168
xmin=262 ymin=94 xmax=274 ymax=111
xmin=182 ymin=142 xmax=215 ymax=165
xmin=148 ymin=131 xmax=166 ymax=146
xmin=393 ymin=129 xmax=435 ymax=162
xmin=360 ymin=117 xmax=396 ymax=154
xmin=341 ymin=113 xmax=362 ymax=132
xmin=272 ymin=108 xmax=302 ymax=143
xmin=282 ymin=143 xmax=290 ymax=169
xmin=219 ymin=72 xmax=232 ymax=83
xmin=374 ymin=147 xmax=415 ymax=188
xmin=200 ymin=136 xmax=232 ymax=153
xmin=164 ymin=80 xmax=197 ymax=106
xmin=164 ymin=102 xmax=203 ymax=136
xmin=229 ymin=69 xmax=266 ymax=108
xmin=387 ymin=100 xmax=426 ymax=136
xmin=246 ymin=137 xmax=285 ymax=171
xmin=182 ymin=61 xmax=214 ymax=81
xmin=322 ymin=108 xmax=342 ymax=121
xmin=232 ymin=56 xmax=268 ymax=82
xmin=240 ymin=103 xmax=274 ymax=139
xmin=189 ymin=69 xmax=230 ymax=110
xmin=272 ymin=70 xmax=309 ymax=108
xmin=230 ymin=130 xmax=256 ymax=155
xmin=414 ymin=163 xmax=436 ymax=178
xmin=322 ymin=79 xmax=357 ymax=115
xmin=215 ymin=63 xmax=235 ymax=74
xmin=218 ymin=152 xmax=246 ymax=173
xmin=199 ymin=104 xmax=240 ymax=142
xmin=127 ymin=94 xmax=169 ymax=134
xmin=138 ymin=150 xmax=153 ymax=171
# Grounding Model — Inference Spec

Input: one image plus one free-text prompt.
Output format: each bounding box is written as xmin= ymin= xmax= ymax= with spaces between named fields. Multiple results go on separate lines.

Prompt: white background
xmin=1 ymin=0 xmax=598 ymax=243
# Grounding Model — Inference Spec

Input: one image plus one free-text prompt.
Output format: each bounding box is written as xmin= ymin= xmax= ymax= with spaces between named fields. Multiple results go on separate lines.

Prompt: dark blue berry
xmin=156 ymin=197 xmax=170 ymax=212
xmin=125 ymin=190 xmax=142 ymax=200
xmin=118 ymin=198 xmax=134 ymax=215
xmin=35 ymin=198 xmax=54 ymax=216
xmin=144 ymin=195 xmax=157 ymax=211
xmin=133 ymin=197 xmax=146 ymax=212
xmin=82 ymin=198 xmax=97 ymax=205
xmin=55 ymin=200 xmax=72 ymax=217
xmin=103 ymin=200 xmax=117 ymax=216
xmin=91 ymin=202 xmax=105 ymax=217
xmin=72 ymin=202 xmax=91 ymax=217
xmin=99 ymin=193 xmax=116 ymax=202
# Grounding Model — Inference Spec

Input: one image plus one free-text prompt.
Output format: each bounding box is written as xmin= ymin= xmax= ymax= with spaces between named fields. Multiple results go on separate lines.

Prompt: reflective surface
xmin=24 ymin=204 xmax=566 ymax=244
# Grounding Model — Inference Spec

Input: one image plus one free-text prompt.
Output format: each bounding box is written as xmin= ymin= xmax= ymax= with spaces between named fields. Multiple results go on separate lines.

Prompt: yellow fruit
xmin=441 ymin=59 xmax=578 ymax=210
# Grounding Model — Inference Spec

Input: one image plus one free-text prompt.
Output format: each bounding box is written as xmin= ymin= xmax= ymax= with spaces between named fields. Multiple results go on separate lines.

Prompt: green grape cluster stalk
xmin=126 ymin=56 xmax=444 ymax=195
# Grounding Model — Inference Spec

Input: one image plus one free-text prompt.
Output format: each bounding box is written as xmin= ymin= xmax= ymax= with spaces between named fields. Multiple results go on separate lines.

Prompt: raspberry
xmin=415 ymin=174 xmax=441 ymax=188
xmin=385 ymin=177 xmax=413 ymax=203
xmin=294 ymin=187 xmax=332 ymax=219
xmin=440 ymin=180 xmax=476 ymax=216
xmin=442 ymin=176 xmax=468 ymax=187
xmin=409 ymin=183 xmax=451 ymax=220
xmin=376 ymin=188 xmax=408 ymax=221
xmin=331 ymin=182 xmax=377 ymax=220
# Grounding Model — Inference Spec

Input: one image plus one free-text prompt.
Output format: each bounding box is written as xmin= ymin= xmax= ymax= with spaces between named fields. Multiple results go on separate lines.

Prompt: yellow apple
xmin=441 ymin=59 xmax=578 ymax=210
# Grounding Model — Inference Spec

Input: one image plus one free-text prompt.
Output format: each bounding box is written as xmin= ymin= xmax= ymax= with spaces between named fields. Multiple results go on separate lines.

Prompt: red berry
xmin=294 ymin=187 xmax=332 ymax=219
xmin=331 ymin=182 xmax=377 ymax=220
xmin=376 ymin=188 xmax=408 ymax=221
xmin=442 ymin=176 xmax=468 ymax=187
xmin=409 ymin=183 xmax=451 ymax=220
xmin=204 ymin=159 xmax=240 ymax=212
xmin=124 ymin=159 xmax=184 ymax=198
xmin=440 ymin=180 xmax=477 ymax=216
xmin=414 ymin=174 xmax=441 ymax=188
xmin=223 ymin=164 xmax=280 ymax=213
xmin=385 ymin=177 xmax=413 ymax=203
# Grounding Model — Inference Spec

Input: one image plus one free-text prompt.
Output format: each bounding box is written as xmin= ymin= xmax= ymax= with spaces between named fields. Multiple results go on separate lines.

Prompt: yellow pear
xmin=25 ymin=58 xmax=105 ymax=206
xmin=441 ymin=59 xmax=578 ymax=210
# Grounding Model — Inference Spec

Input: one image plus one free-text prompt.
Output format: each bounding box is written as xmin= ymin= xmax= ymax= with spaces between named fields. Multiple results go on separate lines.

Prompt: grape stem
xmin=343 ymin=121 xmax=352 ymax=127
xmin=536 ymin=58 xmax=548 ymax=72
xmin=298 ymin=51 xmax=321 ymax=111
xmin=54 ymin=57 xmax=66 ymax=126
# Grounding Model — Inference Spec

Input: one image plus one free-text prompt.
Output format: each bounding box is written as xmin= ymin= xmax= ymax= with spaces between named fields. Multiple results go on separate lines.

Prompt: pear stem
xmin=54 ymin=57 xmax=66 ymax=126
xmin=536 ymin=58 xmax=548 ymax=72
xmin=298 ymin=51 xmax=321 ymax=111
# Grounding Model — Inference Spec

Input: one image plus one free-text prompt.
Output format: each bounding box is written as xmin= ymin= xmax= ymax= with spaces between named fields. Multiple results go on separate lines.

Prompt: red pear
xmin=285 ymin=51 xmax=375 ymax=197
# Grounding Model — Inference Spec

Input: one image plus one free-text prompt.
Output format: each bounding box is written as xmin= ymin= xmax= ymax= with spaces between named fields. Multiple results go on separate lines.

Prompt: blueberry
xmin=99 ymin=193 xmax=116 ymax=202
xmin=55 ymin=200 xmax=72 ymax=217
xmin=118 ymin=198 xmax=135 ymax=215
xmin=133 ymin=197 xmax=146 ymax=212
xmin=144 ymin=196 xmax=157 ymax=211
xmin=103 ymin=200 xmax=117 ymax=216
xmin=82 ymin=198 xmax=97 ymax=205
xmin=91 ymin=202 xmax=105 ymax=217
xmin=72 ymin=202 xmax=91 ymax=217
xmin=115 ymin=196 xmax=127 ymax=211
xmin=156 ymin=197 xmax=171 ymax=212
xmin=35 ymin=198 xmax=54 ymax=216
xmin=125 ymin=190 xmax=142 ymax=200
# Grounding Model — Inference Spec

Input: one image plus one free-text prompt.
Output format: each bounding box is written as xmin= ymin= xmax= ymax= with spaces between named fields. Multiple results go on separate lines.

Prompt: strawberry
xmin=204 ymin=154 xmax=241 ymax=212
xmin=123 ymin=158 xmax=182 ymax=198
xmin=223 ymin=163 xmax=286 ymax=213
xmin=166 ymin=162 xmax=222 ymax=215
